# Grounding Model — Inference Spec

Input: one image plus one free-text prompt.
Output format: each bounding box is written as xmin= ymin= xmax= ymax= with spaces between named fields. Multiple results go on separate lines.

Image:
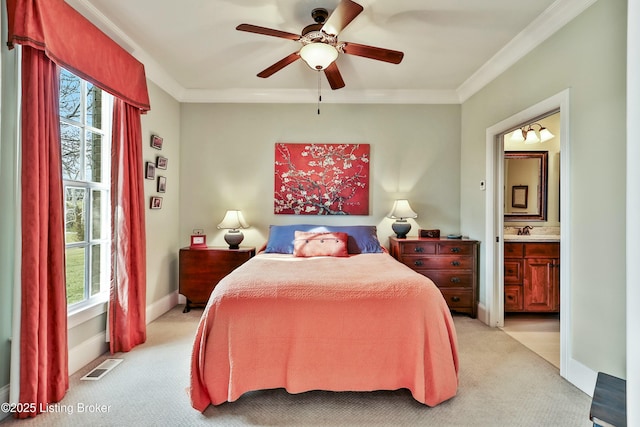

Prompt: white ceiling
xmin=66 ymin=0 xmax=596 ymax=103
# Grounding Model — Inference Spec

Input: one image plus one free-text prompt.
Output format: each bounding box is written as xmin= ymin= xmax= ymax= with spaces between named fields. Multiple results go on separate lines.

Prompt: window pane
xmin=86 ymin=131 xmax=103 ymax=182
xmin=66 ymin=247 xmax=86 ymax=305
xmin=90 ymin=245 xmax=101 ymax=296
xmin=61 ymin=123 xmax=82 ymax=180
xmin=86 ymin=83 xmax=103 ymax=129
xmin=65 ymin=187 xmax=86 ymax=243
xmin=91 ymin=190 xmax=103 ymax=240
xmin=59 ymin=69 xmax=82 ymax=121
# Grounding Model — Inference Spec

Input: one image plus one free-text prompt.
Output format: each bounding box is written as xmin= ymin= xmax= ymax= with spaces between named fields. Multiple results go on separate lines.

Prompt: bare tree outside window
xmin=59 ymin=68 xmax=111 ymax=306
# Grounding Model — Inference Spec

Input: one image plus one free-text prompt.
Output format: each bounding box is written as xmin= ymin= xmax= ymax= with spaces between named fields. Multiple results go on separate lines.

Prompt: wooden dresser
xmin=179 ymin=246 xmax=255 ymax=312
xmin=504 ymin=241 xmax=559 ymax=312
xmin=389 ymin=237 xmax=479 ymax=317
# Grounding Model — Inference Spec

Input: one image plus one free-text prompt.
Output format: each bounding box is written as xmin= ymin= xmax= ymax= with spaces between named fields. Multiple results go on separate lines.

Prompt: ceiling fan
xmin=236 ymin=0 xmax=404 ymax=90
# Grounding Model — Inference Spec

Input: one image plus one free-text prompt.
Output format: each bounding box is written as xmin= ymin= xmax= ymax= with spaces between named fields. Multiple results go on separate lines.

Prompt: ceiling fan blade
xmin=324 ymin=62 xmax=345 ymax=90
xmin=236 ymin=24 xmax=300 ymax=41
xmin=257 ymin=52 xmax=301 ymax=78
xmin=342 ymin=42 xmax=404 ymax=64
xmin=322 ymin=0 xmax=364 ymax=36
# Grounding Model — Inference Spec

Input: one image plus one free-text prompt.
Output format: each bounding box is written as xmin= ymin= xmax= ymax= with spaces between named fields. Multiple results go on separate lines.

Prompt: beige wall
xmin=461 ymin=0 xmax=626 ymax=376
xmin=142 ymin=80 xmax=181 ymax=305
xmin=178 ymin=103 xmax=462 ymax=249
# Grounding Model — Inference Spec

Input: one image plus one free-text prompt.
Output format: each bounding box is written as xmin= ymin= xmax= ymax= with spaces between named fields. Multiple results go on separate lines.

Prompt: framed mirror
xmin=504 ymin=151 xmax=548 ymax=221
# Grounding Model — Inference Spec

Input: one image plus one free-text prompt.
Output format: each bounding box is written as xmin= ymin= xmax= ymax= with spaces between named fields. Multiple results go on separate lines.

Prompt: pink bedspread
xmin=190 ymin=252 xmax=459 ymax=411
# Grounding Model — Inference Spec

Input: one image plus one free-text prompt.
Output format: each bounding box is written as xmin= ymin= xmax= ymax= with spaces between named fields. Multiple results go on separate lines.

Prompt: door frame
xmin=484 ymin=89 xmax=571 ymax=378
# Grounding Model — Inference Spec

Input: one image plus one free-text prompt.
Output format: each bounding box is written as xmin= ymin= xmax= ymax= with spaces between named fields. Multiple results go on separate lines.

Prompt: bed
xmin=190 ymin=225 xmax=459 ymax=411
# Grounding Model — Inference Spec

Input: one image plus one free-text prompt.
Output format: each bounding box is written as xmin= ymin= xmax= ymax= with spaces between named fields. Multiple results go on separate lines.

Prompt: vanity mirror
xmin=504 ymin=151 xmax=548 ymax=221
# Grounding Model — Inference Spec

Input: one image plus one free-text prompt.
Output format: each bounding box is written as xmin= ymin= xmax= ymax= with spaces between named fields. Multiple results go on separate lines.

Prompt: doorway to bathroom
xmin=484 ymin=89 xmax=571 ymax=378
xmin=500 ymin=110 xmax=561 ymax=367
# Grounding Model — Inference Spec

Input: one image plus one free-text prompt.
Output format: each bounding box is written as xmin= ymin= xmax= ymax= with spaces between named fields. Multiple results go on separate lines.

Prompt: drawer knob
xmin=450 ymin=277 xmax=461 ymax=283
xmin=451 ymin=247 xmax=461 ymax=253
xmin=414 ymin=247 xmax=424 ymax=253
xmin=451 ymin=296 xmax=461 ymax=302
xmin=451 ymin=261 xmax=460 ymax=267
xmin=414 ymin=260 xmax=424 ymax=267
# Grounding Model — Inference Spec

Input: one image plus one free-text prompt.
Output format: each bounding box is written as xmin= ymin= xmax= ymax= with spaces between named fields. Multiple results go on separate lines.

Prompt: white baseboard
xmin=68 ymin=332 xmax=109 ymax=376
xmin=67 ymin=291 xmax=179 ymax=376
xmin=476 ymin=302 xmax=489 ymax=325
xmin=146 ymin=290 xmax=179 ymax=324
xmin=565 ymin=356 xmax=598 ymax=397
xmin=0 ymin=384 xmax=9 ymax=421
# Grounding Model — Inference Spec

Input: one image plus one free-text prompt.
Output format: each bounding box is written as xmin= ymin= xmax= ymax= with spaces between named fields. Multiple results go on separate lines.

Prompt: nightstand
xmin=389 ymin=236 xmax=479 ymax=317
xmin=179 ymin=246 xmax=255 ymax=312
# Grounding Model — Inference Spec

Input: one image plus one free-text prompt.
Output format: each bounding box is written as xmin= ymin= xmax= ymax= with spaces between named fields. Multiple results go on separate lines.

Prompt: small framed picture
xmin=145 ymin=162 xmax=156 ymax=179
xmin=156 ymin=156 xmax=168 ymax=169
xmin=150 ymin=196 xmax=163 ymax=209
xmin=157 ymin=176 xmax=166 ymax=193
xmin=512 ymin=185 xmax=528 ymax=209
xmin=151 ymin=135 xmax=163 ymax=150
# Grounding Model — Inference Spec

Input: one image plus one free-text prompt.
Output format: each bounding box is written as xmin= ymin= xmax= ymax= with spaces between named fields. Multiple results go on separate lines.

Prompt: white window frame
xmin=59 ymin=70 xmax=113 ymax=317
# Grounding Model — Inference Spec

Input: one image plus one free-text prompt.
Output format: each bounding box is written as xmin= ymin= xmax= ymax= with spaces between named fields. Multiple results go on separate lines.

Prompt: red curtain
xmin=17 ymin=46 xmax=69 ymax=418
xmin=7 ymin=0 xmax=150 ymax=111
xmin=6 ymin=0 xmax=151 ymax=417
xmin=109 ymin=99 xmax=147 ymax=353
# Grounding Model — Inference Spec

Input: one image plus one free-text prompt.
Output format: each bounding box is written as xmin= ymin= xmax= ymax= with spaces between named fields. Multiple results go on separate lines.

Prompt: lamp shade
xmin=538 ymin=127 xmax=554 ymax=142
xmin=387 ymin=200 xmax=418 ymax=220
xmin=217 ymin=210 xmax=249 ymax=230
xmin=300 ymin=43 xmax=339 ymax=70
xmin=510 ymin=129 xmax=525 ymax=142
xmin=524 ymin=129 xmax=540 ymax=144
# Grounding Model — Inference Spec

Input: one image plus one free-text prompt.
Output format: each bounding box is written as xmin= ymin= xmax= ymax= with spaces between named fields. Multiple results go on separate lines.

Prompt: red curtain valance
xmin=7 ymin=0 xmax=150 ymax=112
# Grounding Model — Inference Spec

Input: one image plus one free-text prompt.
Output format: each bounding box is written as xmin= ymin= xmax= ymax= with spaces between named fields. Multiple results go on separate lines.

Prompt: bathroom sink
xmin=503 ymin=234 xmax=560 ymax=242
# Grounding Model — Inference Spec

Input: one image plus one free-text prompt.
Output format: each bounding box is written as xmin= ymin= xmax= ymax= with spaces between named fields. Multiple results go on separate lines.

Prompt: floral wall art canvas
xmin=274 ymin=143 xmax=370 ymax=215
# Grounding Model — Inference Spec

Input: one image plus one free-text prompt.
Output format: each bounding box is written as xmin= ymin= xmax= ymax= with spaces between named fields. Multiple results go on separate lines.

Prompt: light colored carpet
xmin=1 ymin=306 xmax=592 ymax=427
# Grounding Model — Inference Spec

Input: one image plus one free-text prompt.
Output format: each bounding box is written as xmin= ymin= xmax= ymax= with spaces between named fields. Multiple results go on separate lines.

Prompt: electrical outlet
xmin=480 ymin=180 xmax=486 ymax=191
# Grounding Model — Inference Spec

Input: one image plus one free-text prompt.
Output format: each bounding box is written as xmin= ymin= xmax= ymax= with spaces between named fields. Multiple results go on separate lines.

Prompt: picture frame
xmin=156 ymin=156 xmax=168 ymax=169
xmin=512 ymin=185 xmax=528 ymax=209
xmin=151 ymin=135 xmax=163 ymax=150
xmin=150 ymin=196 xmax=163 ymax=209
xmin=157 ymin=176 xmax=166 ymax=193
xmin=145 ymin=162 xmax=156 ymax=180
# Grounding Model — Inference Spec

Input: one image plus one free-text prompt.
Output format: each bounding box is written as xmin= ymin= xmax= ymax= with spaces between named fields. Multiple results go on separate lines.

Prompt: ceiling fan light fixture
xmin=300 ymin=43 xmax=338 ymax=70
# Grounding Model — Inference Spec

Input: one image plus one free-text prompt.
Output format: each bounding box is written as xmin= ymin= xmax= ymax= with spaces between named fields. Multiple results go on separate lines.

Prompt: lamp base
xmin=392 ymin=220 xmax=411 ymax=239
xmin=224 ymin=230 xmax=244 ymax=249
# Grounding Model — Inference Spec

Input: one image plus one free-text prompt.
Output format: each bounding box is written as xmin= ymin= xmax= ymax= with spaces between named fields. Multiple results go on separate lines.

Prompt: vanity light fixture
xmin=387 ymin=199 xmax=418 ymax=239
xmin=510 ymin=123 xmax=554 ymax=144
xmin=217 ymin=210 xmax=249 ymax=249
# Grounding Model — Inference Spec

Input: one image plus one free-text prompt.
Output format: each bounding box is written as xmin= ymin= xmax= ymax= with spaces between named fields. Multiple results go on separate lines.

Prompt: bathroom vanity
xmin=504 ymin=240 xmax=559 ymax=313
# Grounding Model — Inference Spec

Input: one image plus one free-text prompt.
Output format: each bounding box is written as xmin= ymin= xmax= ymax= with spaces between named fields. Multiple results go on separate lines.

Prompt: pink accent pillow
xmin=293 ymin=231 xmax=349 ymax=257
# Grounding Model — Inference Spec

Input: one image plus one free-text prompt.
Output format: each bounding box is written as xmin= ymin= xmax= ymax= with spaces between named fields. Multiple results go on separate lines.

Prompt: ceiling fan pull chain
xmin=317 ymin=70 xmax=322 ymax=115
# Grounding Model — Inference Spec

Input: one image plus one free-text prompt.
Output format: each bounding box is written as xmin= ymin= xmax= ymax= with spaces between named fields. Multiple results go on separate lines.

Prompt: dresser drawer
xmin=422 ymin=270 xmax=474 ymax=288
xmin=398 ymin=241 xmax=437 ymax=255
xmin=403 ymin=255 xmax=473 ymax=270
xmin=439 ymin=289 xmax=473 ymax=309
xmin=437 ymin=242 xmax=474 ymax=256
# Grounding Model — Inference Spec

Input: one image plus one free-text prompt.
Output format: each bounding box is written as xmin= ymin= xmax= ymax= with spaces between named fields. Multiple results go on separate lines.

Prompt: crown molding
xmin=178 ymin=88 xmax=460 ymax=104
xmin=68 ymin=0 xmax=596 ymax=106
xmin=456 ymin=0 xmax=599 ymax=103
xmin=65 ymin=0 xmax=186 ymax=101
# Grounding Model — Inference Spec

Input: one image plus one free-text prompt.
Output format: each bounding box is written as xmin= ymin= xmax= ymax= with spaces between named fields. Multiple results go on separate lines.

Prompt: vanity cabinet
xmin=504 ymin=242 xmax=559 ymax=313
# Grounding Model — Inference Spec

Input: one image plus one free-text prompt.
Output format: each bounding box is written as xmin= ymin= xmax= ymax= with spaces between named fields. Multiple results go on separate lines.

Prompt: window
xmin=60 ymin=69 xmax=113 ymax=308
